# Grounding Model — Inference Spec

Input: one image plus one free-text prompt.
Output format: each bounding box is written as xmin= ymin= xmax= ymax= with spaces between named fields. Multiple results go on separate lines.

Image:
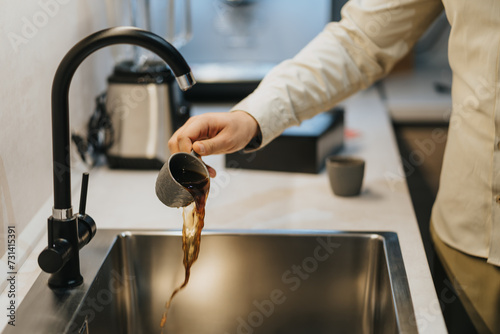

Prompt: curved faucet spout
xmin=52 ymin=26 xmax=195 ymax=210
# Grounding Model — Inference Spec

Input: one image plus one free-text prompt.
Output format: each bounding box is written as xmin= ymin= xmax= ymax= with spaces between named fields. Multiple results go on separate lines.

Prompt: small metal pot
xmin=155 ymin=151 xmax=209 ymax=207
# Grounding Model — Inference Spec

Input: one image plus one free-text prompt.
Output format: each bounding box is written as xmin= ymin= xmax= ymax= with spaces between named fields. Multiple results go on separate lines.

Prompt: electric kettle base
xmin=105 ymin=60 xmax=190 ymax=171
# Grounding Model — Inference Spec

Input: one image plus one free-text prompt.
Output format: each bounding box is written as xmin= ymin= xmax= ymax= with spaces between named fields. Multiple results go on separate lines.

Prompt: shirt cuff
xmin=230 ymin=87 xmax=300 ymax=149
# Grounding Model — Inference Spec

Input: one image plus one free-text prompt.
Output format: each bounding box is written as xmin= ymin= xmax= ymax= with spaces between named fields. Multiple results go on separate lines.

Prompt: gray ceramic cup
xmin=155 ymin=151 xmax=209 ymax=208
xmin=326 ymin=156 xmax=365 ymax=197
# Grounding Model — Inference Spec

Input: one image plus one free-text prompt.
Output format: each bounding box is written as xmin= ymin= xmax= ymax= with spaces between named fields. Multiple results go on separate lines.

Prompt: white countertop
xmin=383 ymin=69 xmax=452 ymax=123
xmin=1 ymin=88 xmax=447 ymax=333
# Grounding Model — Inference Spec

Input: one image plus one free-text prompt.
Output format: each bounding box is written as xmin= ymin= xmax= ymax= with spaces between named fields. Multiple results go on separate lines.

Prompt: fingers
xmin=169 ymin=114 xmax=223 ymax=155
xmin=168 ymin=118 xmax=199 ymax=154
xmin=178 ymin=136 xmax=193 ymax=153
xmin=206 ymin=165 xmax=217 ymax=178
xmin=192 ymin=141 xmax=206 ymax=155
xmin=193 ymin=131 xmax=233 ymax=156
xmin=169 ymin=111 xmax=259 ymax=157
xmin=167 ymin=131 xmax=184 ymax=154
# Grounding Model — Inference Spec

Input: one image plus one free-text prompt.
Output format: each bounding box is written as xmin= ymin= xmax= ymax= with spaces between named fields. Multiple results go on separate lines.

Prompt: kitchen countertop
xmin=1 ymin=88 xmax=447 ymax=333
xmin=383 ymin=68 xmax=452 ymax=123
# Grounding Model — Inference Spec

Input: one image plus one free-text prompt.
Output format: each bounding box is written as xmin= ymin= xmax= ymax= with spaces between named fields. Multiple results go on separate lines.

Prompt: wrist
xmin=232 ymin=110 xmax=262 ymax=150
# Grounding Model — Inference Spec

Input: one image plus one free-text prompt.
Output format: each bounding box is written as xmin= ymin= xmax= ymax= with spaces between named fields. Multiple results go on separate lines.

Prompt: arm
xmin=234 ymin=0 xmax=444 ymax=147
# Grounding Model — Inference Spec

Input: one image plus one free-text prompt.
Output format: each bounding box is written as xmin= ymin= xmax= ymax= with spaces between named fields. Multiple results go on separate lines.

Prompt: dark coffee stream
xmin=160 ymin=170 xmax=210 ymax=333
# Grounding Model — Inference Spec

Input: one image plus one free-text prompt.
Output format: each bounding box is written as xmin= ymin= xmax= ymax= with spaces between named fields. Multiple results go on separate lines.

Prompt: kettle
xmin=105 ymin=60 xmax=190 ymax=169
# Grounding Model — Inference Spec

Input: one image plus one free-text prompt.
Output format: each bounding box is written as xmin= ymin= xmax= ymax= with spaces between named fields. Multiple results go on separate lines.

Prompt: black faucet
xmin=37 ymin=27 xmax=196 ymax=289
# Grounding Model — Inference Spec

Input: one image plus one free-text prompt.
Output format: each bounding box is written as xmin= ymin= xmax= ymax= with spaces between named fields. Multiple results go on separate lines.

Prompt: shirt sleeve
xmin=231 ymin=0 xmax=443 ymax=149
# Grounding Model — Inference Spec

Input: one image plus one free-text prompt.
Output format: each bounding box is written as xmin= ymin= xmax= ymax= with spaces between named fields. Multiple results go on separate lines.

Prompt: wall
xmin=0 ymin=0 xmax=114 ymax=275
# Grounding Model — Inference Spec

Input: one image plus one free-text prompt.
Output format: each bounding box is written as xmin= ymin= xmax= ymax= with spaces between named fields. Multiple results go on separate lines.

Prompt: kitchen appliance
xmin=104 ymin=0 xmax=192 ymax=169
xmin=105 ymin=60 xmax=190 ymax=169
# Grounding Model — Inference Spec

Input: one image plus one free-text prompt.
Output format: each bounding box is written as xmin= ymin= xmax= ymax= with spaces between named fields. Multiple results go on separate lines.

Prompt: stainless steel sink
xmin=6 ymin=230 xmax=417 ymax=334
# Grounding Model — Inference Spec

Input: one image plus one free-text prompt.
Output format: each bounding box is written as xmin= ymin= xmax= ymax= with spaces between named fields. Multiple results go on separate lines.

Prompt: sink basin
xmin=6 ymin=230 xmax=417 ymax=334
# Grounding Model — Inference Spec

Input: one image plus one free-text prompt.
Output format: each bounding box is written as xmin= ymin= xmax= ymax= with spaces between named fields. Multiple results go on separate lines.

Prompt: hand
xmin=168 ymin=111 xmax=260 ymax=177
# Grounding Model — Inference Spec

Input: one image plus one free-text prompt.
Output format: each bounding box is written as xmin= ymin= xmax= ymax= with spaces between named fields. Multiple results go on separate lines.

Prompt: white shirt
xmin=231 ymin=0 xmax=500 ymax=266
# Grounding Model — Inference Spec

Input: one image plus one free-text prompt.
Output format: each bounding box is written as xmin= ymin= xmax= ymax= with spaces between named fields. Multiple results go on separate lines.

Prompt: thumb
xmin=193 ymin=136 xmax=232 ymax=156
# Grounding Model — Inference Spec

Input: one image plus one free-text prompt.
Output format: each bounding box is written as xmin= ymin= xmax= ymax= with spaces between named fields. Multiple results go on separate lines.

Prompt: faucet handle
xmin=77 ymin=172 xmax=96 ymax=248
xmin=79 ymin=172 xmax=89 ymax=215
xmin=38 ymin=239 xmax=71 ymax=274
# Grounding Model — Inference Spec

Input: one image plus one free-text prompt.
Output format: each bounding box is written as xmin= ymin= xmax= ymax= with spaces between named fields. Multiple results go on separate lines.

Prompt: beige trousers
xmin=430 ymin=223 xmax=500 ymax=334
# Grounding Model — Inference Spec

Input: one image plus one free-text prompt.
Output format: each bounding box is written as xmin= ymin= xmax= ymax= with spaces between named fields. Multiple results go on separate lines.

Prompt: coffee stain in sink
xmin=160 ymin=170 xmax=210 ymax=333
